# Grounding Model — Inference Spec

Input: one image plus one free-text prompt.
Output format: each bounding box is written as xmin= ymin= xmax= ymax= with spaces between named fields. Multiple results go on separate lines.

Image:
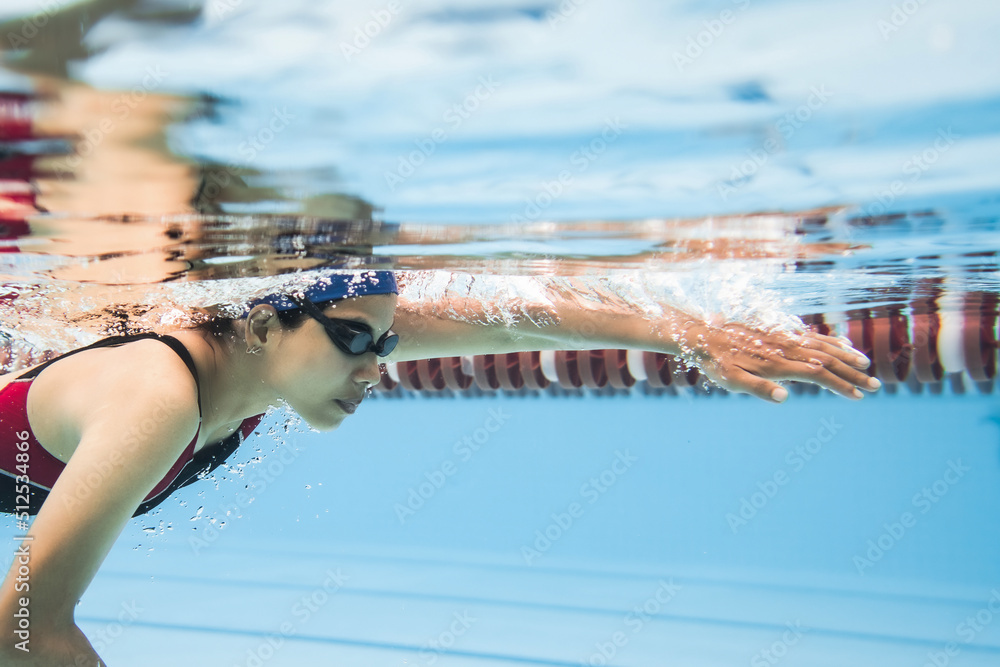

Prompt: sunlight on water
xmin=0 ymin=206 xmax=995 ymax=380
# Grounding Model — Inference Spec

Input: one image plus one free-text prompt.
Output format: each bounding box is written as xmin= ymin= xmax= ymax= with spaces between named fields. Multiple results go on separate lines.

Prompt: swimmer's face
xmin=267 ymin=293 xmax=397 ymax=431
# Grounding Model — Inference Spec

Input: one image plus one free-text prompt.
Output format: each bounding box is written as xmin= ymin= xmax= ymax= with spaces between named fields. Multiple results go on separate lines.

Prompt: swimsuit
xmin=0 ymin=333 xmax=264 ymax=517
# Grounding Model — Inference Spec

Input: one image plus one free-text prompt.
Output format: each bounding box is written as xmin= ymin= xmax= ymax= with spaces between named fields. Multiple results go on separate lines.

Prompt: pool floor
xmin=78 ymin=542 xmax=1000 ymax=667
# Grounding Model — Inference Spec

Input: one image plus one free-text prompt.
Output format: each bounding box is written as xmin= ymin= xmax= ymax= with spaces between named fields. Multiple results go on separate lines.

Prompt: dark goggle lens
xmin=375 ymin=332 xmax=399 ymax=356
xmin=292 ymin=296 xmax=398 ymax=357
xmin=338 ymin=328 xmax=398 ymax=357
xmin=346 ymin=331 xmax=372 ymax=355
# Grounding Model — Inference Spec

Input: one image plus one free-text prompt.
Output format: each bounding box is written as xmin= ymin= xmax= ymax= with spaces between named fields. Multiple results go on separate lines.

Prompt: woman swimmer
xmin=0 ymin=269 xmax=879 ymax=666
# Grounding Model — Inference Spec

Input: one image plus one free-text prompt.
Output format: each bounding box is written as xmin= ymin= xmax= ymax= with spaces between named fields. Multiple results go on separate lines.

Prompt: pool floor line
xmin=101 ymin=542 xmax=997 ymax=611
xmin=79 ymin=580 xmax=1000 ymax=655
xmin=75 ymin=616 xmax=613 ymax=667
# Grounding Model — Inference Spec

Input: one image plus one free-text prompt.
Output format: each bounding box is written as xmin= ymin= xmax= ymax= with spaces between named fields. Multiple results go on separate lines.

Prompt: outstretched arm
xmin=0 ymin=352 xmax=200 ymax=666
xmin=385 ymin=276 xmax=878 ymax=403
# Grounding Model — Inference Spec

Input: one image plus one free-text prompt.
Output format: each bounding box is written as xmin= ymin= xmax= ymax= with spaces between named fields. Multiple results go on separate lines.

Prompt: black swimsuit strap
xmin=2 ymin=332 xmax=247 ymax=518
xmin=16 ymin=333 xmax=203 ymax=419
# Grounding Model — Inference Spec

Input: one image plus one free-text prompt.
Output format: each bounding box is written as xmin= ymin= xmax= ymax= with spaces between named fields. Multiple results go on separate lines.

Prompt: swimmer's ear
xmin=244 ymin=304 xmax=280 ymax=348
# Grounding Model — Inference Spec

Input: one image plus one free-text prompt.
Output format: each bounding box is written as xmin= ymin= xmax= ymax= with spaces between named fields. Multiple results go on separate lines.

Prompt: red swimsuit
xmin=0 ymin=333 xmax=264 ymax=517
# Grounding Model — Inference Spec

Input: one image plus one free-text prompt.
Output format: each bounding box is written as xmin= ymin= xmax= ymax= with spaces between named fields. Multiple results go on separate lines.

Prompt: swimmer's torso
xmin=0 ymin=331 xmax=264 ymax=516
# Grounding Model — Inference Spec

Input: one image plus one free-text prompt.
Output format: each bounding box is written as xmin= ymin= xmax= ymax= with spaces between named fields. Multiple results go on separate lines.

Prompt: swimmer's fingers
xmin=784 ymin=335 xmax=880 ymax=396
xmin=737 ymin=335 xmax=878 ymax=399
xmin=715 ymin=353 xmax=868 ymax=403
xmin=712 ymin=365 xmax=790 ymax=403
xmin=776 ymin=354 xmax=878 ymax=399
xmin=801 ymin=332 xmax=871 ymax=368
xmin=708 ymin=354 xmax=859 ymax=403
xmin=694 ymin=327 xmax=879 ymax=402
xmin=683 ymin=322 xmax=882 ymax=402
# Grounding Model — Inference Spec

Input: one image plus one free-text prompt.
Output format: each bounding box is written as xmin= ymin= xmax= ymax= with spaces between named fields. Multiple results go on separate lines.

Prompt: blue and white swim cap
xmin=248 ymin=269 xmax=398 ymax=313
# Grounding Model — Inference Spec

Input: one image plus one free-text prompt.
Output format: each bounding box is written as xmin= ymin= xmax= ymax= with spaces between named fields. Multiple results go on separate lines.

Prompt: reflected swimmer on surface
xmin=0 ymin=269 xmax=879 ymax=666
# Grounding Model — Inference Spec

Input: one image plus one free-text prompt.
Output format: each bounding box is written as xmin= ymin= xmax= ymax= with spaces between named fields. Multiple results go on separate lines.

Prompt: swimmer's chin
xmin=290 ymin=399 xmax=359 ymax=432
xmin=301 ymin=410 xmax=348 ymax=432
xmin=299 ymin=416 xmax=345 ymax=432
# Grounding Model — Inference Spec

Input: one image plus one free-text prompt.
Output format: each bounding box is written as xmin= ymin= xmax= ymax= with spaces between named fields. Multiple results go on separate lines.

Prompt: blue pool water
xmin=63 ymin=393 xmax=1000 ymax=666
xmin=0 ymin=0 xmax=999 ymax=665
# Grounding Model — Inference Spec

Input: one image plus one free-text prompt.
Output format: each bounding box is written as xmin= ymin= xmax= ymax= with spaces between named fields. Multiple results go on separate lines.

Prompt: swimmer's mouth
xmin=334 ymin=398 xmax=361 ymax=414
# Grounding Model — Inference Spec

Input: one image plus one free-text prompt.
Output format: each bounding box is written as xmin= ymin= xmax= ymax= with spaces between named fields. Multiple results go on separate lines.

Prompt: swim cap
xmin=247 ymin=269 xmax=397 ymax=313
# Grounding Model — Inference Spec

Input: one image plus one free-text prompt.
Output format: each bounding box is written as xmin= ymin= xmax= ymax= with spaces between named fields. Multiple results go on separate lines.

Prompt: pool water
xmin=1 ymin=1 xmax=999 ymax=665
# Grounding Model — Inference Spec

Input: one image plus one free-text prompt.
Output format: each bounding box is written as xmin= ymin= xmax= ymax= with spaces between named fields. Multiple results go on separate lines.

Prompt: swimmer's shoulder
xmin=15 ymin=337 xmax=203 ymax=458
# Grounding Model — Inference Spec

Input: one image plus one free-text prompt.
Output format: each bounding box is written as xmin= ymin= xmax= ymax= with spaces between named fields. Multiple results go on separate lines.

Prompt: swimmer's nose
xmin=353 ymin=353 xmax=382 ymax=389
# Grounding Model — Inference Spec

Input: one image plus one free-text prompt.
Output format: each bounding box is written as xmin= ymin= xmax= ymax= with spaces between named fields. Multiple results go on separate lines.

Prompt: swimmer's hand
xmin=680 ymin=322 xmax=879 ymax=403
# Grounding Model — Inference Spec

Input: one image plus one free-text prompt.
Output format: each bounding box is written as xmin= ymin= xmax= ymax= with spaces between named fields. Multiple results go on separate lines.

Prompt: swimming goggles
xmin=291 ymin=296 xmax=399 ymax=357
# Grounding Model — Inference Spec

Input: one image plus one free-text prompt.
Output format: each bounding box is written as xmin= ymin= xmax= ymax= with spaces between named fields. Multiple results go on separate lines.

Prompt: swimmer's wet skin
xmin=659 ymin=321 xmax=878 ymax=404
xmin=0 ymin=270 xmax=877 ymax=666
xmin=0 ymin=333 xmax=265 ymax=517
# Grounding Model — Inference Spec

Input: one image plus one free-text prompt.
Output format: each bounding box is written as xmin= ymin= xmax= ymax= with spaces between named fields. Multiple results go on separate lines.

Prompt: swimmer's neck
xmin=172 ymin=327 xmax=280 ymax=431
